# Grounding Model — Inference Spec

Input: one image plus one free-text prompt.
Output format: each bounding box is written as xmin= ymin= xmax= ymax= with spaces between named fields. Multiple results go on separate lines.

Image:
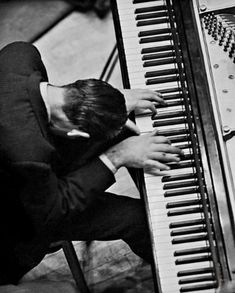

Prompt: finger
xmin=150 ymin=128 xmax=159 ymax=136
xmin=151 ymin=143 xmax=184 ymax=155
xmin=144 ymin=167 xmax=170 ymax=176
xmin=144 ymin=167 xmax=163 ymax=176
xmin=150 ymin=152 xmax=181 ymax=163
xmin=144 ymin=159 xmax=170 ymax=171
xmin=151 ymin=135 xmax=171 ymax=144
xmin=143 ymin=100 xmax=157 ymax=113
xmin=136 ymin=100 xmax=157 ymax=114
xmin=125 ymin=119 xmax=140 ymax=135
xmin=67 ymin=129 xmax=90 ymax=138
xmin=141 ymin=90 xmax=166 ymax=105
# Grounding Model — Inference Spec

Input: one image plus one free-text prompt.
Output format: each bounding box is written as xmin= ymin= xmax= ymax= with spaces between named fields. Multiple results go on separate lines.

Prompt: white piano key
xmin=118 ymin=11 xmax=168 ymax=21
xmin=158 ymin=263 xmax=214 ymax=278
xmin=135 ymin=115 xmax=153 ymax=132
xmin=123 ymin=38 xmax=173 ymax=50
xmin=130 ymin=81 xmax=181 ymax=90
xmin=129 ymin=76 xmax=179 ymax=88
xmin=151 ymin=213 xmax=205 ymax=223
xmin=148 ymin=193 xmax=202 ymax=204
xmin=127 ymin=63 xmax=177 ymax=74
xmin=122 ymin=26 xmax=170 ymax=38
xmin=157 ymin=241 xmax=211 ymax=253
xmin=121 ymin=21 xmax=169 ymax=32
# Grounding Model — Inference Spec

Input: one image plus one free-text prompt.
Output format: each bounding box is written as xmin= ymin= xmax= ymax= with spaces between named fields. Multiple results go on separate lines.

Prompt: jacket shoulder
xmin=0 ymin=42 xmax=46 ymax=76
xmin=0 ymin=41 xmax=41 ymax=58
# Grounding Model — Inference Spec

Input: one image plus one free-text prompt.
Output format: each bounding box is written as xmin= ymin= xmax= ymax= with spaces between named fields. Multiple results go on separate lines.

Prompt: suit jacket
xmin=0 ymin=42 xmax=115 ymax=284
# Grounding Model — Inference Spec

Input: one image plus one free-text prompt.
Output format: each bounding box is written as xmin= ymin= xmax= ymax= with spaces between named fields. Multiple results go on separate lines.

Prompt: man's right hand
xmin=104 ymin=130 xmax=184 ymax=175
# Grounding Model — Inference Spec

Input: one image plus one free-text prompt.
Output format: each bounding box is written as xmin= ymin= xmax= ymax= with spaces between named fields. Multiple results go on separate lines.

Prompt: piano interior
xmin=111 ymin=0 xmax=235 ymax=292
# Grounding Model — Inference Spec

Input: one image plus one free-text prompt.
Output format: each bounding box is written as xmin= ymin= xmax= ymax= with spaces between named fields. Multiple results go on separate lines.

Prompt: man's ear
xmin=67 ymin=129 xmax=90 ymax=138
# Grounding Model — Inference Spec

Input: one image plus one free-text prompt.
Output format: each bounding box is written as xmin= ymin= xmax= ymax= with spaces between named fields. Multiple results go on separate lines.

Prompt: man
xmin=0 ymin=41 xmax=183 ymax=285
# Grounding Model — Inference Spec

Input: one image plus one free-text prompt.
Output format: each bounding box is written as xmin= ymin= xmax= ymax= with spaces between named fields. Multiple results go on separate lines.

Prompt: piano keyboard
xmin=113 ymin=0 xmax=220 ymax=292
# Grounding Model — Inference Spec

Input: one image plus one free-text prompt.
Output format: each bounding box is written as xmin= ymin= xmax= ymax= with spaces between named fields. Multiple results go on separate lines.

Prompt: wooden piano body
xmin=111 ymin=0 xmax=235 ymax=292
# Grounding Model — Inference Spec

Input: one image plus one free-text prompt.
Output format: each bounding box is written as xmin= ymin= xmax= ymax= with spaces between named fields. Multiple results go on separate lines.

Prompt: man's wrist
xmin=99 ymin=153 xmax=118 ymax=174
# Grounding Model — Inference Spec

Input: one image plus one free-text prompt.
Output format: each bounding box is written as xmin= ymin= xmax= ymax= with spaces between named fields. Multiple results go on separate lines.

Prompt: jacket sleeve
xmin=12 ymin=157 xmax=115 ymax=236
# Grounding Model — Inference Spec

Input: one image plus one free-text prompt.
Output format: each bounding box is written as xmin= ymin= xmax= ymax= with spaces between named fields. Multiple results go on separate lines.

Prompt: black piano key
xmin=162 ymin=172 xmax=196 ymax=182
xmin=135 ymin=5 xmax=167 ymax=14
xmin=165 ymin=161 xmax=195 ymax=171
xmin=174 ymin=246 xmax=210 ymax=257
xmin=169 ymin=218 xmax=206 ymax=229
xmin=136 ymin=11 xmax=167 ymax=20
xmin=180 ymin=153 xmax=194 ymax=161
xmin=161 ymin=93 xmax=184 ymax=100
xmin=179 ymin=275 xmax=215 ymax=285
xmin=167 ymin=207 xmax=203 ymax=217
xmin=146 ymin=68 xmax=178 ymax=78
xmin=153 ymin=117 xmax=187 ymax=127
xmin=174 ymin=143 xmax=192 ymax=150
xmin=165 ymin=134 xmax=190 ymax=144
xmin=139 ymin=28 xmax=171 ymax=38
xmin=171 ymin=226 xmax=206 ymax=237
xmin=167 ymin=198 xmax=201 ymax=208
xmin=146 ymin=75 xmax=180 ymax=85
xmin=133 ymin=0 xmax=159 ymax=3
xmin=175 ymin=255 xmax=212 ymax=265
xmin=165 ymin=187 xmax=199 ymax=197
xmin=177 ymin=267 xmax=214 ymax=277
xmin=137 ymin=18 xmax=169 ymax=27
xmin=141 ymin=44 xmax=174 ymax=54
xmin=157 ymin=87 xmax=181 ymax=94
xmin=180 ymin=282 xmax=217 ymax=292
xmin=157 ymin=128 xmax=189 ymax=137
xmin=156 ymin=100 xmax=184 ymax=108
xmin=164 ymin=179 xmax=198 ymax=190
xmin=140 ymin=34 xmax=172 ymax=44
xmin=142 ymin=51 xmax=175 ymax=61
xmin=172 ymin=234 xmax=208 ymax=245
xmin=152 ymin=110 xmax=185 ymax=119
xmin=144 ymin=57 xmax=176 ymax=67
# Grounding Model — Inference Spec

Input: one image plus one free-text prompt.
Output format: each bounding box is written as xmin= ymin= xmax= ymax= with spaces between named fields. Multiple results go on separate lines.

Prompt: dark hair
xmin=62 ymin=79 xmax=127 ymax=140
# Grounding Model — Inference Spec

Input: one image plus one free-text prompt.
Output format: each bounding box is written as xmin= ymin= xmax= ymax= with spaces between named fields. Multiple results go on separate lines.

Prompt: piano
xmin=111 ymin=0 xmax=235 ymax=292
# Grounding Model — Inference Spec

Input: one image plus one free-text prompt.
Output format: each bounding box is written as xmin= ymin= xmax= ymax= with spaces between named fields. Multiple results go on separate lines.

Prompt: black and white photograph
xmin=0 ymin=0 xmax=235 ymax=292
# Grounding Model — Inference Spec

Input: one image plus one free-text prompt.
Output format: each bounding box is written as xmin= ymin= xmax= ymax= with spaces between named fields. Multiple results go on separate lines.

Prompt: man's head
xmin=49 ymin=79 xmax=127 ymax=140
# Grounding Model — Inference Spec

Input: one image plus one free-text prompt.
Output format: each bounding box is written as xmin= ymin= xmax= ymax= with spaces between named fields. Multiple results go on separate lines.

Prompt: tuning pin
xmin=219 ymin=38 xmax=224 ymax=46
xmin=214 ymin=34 xmax=218 ymax=41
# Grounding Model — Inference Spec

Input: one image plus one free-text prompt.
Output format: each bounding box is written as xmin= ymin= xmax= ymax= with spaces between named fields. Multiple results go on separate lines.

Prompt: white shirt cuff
xmin=99 ymin=153 xmax=117 ymax=174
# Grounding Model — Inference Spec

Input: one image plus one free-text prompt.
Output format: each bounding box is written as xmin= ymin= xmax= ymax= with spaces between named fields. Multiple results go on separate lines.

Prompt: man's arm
xmin=13 ymin=156 xmax=115 ymax=236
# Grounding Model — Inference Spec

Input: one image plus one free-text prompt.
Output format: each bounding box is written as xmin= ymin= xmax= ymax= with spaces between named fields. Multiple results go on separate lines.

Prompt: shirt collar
xmin=39 ymin=82 xmax=51 ymax=121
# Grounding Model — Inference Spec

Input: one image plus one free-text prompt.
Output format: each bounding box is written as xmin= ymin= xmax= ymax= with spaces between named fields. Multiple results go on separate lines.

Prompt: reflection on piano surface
xmin=111 ymin=0 xmax=235 ymax=292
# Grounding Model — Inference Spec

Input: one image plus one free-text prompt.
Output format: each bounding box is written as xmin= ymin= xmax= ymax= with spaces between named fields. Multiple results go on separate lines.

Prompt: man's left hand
xmin=120 ymin=88 xmax=166 ymax=114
